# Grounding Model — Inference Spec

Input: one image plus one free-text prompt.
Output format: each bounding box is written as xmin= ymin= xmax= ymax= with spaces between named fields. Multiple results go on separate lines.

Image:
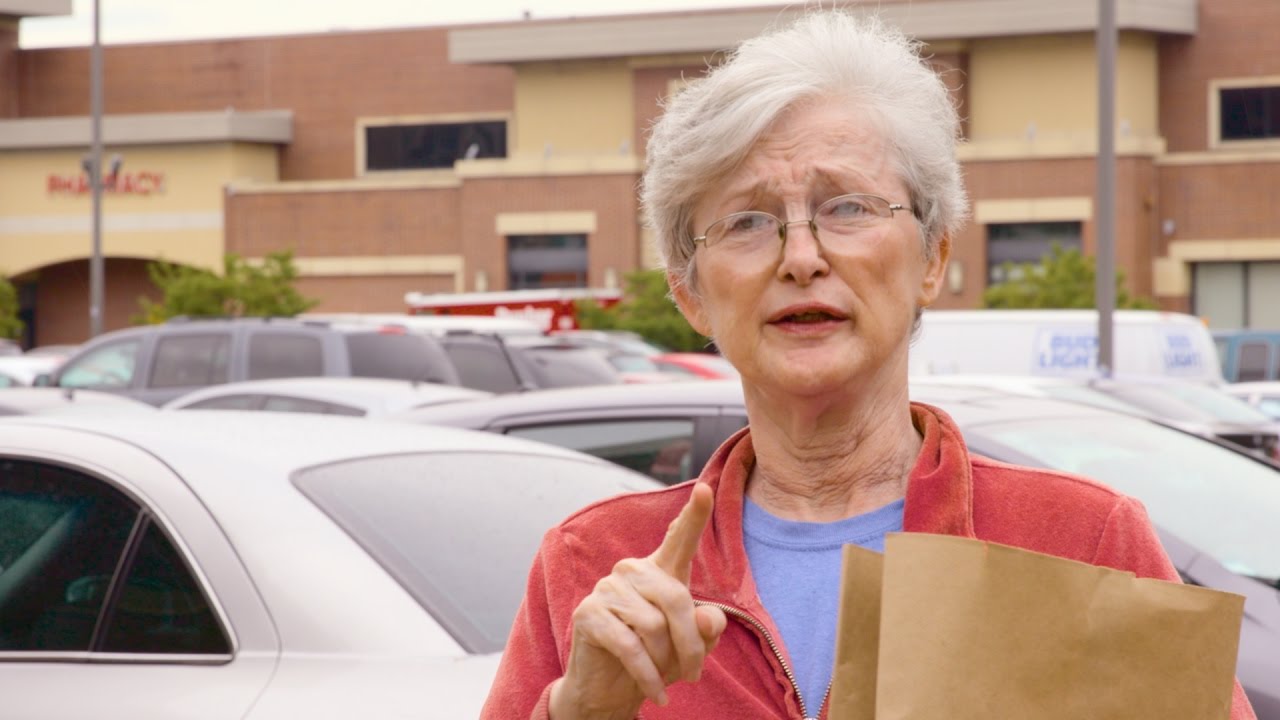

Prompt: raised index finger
xmin=649 ymin=483 xmax=713 ymax=584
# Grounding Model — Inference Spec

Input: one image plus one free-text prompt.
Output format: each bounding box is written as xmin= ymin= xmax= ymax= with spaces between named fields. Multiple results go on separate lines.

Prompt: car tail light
xmin=376 ymin=324 xmax=407 ymax=335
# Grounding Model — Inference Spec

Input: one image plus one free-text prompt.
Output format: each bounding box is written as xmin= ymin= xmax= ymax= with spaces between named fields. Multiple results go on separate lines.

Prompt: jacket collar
xmin=689 ymin=401 xmax=975 ymax=609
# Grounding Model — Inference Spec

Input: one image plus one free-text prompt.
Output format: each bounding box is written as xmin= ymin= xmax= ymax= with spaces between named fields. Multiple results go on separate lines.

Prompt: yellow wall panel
xmin=513 ymin=61 xmax=634 ymax=156
xmin=0 ymin=142 xmax=279 ymax=276
xmin=968 ymin=32 xmax=1158 ymax=144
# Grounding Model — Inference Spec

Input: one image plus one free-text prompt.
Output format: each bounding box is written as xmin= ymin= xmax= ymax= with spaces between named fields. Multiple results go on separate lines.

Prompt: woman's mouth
xmin=781 ymin=310 xmax=840 ymax=324
xmin=767 ymin=305 xmax=849 ymax=331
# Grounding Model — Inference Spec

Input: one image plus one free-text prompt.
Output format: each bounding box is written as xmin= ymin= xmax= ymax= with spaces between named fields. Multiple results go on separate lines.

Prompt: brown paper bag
xmin=829 ymin=533 xmax=1245 ymax=720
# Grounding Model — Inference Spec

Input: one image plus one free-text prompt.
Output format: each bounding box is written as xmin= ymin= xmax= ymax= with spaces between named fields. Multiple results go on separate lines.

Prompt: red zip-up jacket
xmin=483 ymin=402 xmax=1256 ymax=720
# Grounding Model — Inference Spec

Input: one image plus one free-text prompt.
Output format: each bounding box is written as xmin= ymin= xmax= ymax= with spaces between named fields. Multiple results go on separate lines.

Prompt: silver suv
xmin=41 ymin=318 xmax=460 ymax=406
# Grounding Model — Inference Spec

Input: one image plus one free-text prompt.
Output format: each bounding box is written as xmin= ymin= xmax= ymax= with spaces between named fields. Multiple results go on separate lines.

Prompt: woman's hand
xmin=549 ymin=483 xmax=728 ymax=720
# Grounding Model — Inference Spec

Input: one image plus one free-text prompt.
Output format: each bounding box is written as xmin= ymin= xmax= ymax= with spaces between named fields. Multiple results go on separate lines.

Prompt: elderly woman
xmin=482 ymin=12 xmax=1256 ymax=720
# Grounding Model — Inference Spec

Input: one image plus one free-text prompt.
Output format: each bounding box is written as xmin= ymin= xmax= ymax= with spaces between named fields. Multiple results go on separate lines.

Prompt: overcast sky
xmin=19 ymin=0 xmax=792 ymax=48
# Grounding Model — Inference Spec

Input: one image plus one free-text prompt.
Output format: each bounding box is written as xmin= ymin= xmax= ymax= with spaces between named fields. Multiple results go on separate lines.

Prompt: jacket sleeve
xmin=1090 ymin=496 xmax=1257 ymax=720
xmin=481 ymin=527 xmax=574 ymax=720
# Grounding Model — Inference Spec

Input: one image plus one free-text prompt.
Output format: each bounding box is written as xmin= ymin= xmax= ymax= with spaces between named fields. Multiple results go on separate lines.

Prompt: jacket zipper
xmin=694 ymin=599 xmax=831 ymax=720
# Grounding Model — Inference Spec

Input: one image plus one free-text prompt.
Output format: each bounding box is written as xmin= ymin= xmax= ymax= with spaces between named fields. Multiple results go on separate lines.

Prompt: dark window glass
xmin=149 ymin=334 xmax=231 ymax=389
xmin=346 ymin=332 xmax=459 ymax=385
xmin=182 ymin=395 xmax=263 ymax=411
xmin=1238 ymin=342 xmax=1271 ymax=383
xmin=515 ymin=346 xmax=621 ymax=389
xmin=985 ymin=222 xmax=1083 ymax=285
xmin=294 ymin=452 xmax=656 ymax=653
xmin=365 ymin=121 xmax=507 ymax=171
xmin=0 ymin=460 xmax=138 ymax=651
xmin=441 ymin=340 xmax=522 ymax=393
xmin=100 ymin=520 xmax=230 ymax=655
xmin=1220 ymin=86 xmax=1280 ymax=141
xmin=508 ymin=420 xmax=697 ymax=485
xmin=248 ymin=333 xmax=324 ymax=380
xmin=507 ymin=234 xmax=588 ymax=289
xmin=58 ymin=340 xmax=140 ymax=389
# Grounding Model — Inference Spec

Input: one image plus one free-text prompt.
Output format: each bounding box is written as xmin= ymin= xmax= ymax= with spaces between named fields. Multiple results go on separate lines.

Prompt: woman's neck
xmin=743 ymin=382 xmax=921 ymax=523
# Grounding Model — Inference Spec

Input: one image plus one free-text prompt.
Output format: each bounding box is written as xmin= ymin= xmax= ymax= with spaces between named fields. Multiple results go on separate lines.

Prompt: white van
xmin=908 ymin=309 xmax=1224 ymax=385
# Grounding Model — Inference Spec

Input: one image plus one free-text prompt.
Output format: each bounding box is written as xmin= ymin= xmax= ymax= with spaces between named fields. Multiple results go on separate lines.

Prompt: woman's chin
xmin=752 ymin=360 xmax=864 ymax=399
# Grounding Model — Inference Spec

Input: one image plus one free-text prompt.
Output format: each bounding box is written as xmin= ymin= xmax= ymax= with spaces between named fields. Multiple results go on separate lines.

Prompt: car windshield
xmin=969 ymin=415 xmax=1280 ymax=582
xmin=294 ymin=451 xmax=656 ymax=653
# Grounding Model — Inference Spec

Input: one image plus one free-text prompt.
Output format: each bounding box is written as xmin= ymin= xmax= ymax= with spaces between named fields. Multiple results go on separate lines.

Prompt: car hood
xmin=248 ymin=652 xmax=501 ymax=718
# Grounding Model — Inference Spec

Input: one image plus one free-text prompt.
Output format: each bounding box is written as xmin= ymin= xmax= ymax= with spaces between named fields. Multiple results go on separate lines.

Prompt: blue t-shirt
xmin=742 ymin=496 xmax=905 ymax=715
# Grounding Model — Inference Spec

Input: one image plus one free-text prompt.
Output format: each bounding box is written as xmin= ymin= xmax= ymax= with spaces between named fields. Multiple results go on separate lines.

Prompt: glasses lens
xmin=704 ymin=212 xmax=778 ymax=250
xmin=815 ymin=194 xmax=890 ymax=236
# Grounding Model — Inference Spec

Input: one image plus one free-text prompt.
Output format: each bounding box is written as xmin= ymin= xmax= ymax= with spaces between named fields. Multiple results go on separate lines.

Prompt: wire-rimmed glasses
xmin=692 ymin=193 xmax=914 ymax=254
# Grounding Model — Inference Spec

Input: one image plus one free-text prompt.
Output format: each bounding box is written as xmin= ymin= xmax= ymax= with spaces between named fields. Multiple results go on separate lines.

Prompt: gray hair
xmin=642 ymin=10 xmax=969 ymax=291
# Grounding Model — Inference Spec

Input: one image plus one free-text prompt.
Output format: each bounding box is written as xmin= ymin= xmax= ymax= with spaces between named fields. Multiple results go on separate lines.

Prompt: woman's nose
xmin=776 ymin=219 xmax=829 ymax=284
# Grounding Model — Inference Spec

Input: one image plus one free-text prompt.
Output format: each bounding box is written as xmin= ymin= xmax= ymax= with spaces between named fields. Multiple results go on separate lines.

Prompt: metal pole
xmin=1095 ymin=0 xmax=1117 ymax=377
xmin=89 ymin=0 xmax=104 ymax=338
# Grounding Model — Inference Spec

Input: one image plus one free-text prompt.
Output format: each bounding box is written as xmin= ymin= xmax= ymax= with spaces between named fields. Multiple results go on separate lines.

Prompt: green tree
xmin=982 ymin=244 xmax=1155 ymax=310
xmin=136 ymin=250 xmax=318 ymax=324
xmin=576 ymin=269 xmax=711 ymax=352
xmin=0 ymin=274 xmax=23 ymax=340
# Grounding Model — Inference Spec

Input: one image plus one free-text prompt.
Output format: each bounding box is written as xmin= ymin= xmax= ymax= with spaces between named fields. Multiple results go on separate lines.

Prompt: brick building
xmin=1 ymin=0 xmax=1278 ymax=345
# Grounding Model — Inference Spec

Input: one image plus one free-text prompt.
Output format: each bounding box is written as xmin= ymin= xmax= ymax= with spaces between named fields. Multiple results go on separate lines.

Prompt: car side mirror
xmin=33 ymin=373 xmax=52 ymax=387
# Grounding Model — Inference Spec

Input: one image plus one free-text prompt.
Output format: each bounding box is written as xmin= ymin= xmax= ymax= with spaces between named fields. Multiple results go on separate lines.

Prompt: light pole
xmin=89 ymin=0 xmax=104 ymax=338
xmin=1095 ymin=0 xmax=1117 ymax=376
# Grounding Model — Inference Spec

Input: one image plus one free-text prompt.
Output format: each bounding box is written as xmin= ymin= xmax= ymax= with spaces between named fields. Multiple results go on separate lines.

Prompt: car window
xmin=0 ymin=374 xmax=17 ymax=388
xmin=58 ymin=339 xmax=141 ymax=389
xmin=654 ymin=361 xmax=699 ymax=377
xmin=248 ymin=333 xmax=324 ymax=380
xmin=99 ymin=520 xmax=230 ymax=655
xmin=181 ymin=394 xmax=263 ymax=411
xmin=346 ymin=332 xmax=460 ymax=385
xmin=261 ymin=395 xmax=364 ymax=416
xmin=442 ymin=341 xmax=522 ymax=393
xmin=1257 ymin=397 xmax=1280 ymax=420
xmin=149 ymin=334 xmax=231 ymax=389
xmin=507 ymin=420 xmax=697 ymax=485
xmin=1237 ymin=341 xmax=1270 ymax=383
xmin=970 ymin=416 xmax=1280 ymax=583
xmin=294 ymin=451 xmax=657 ymax=653
xmin=1159 ymin=382 xmax=1273 ymax=424
xmin=0 ymin=459 xmax=230 ymax=657
xmin=0 ymin=460 xmax=138 ymax=651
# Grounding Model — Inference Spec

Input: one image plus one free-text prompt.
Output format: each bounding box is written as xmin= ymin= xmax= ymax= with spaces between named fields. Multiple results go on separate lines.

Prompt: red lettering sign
xmin=46 ymin=172 xmax=166 ymax=196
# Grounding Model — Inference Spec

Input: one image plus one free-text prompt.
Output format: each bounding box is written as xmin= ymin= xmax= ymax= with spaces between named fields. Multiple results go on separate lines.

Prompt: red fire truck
xmin=403 ymin=288 xmax=622 ymax=333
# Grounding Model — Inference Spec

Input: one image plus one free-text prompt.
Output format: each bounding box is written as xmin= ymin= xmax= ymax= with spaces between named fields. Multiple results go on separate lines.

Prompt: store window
xmin=1219 ymin=85 xmax=1280 ymax=142
xmin=1194 ymin=261 xmax=1280 ymax=329
xmin=507 ymin=234 xmax=588 ymax=289
xmin=364 ymin=121 xmax=507 ymax=171
xmin=986 ymin=222 xmax=1083 ymax=285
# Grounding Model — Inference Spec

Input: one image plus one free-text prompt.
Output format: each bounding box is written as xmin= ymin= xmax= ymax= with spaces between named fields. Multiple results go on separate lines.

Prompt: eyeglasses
xmin=692 ymin=193 xmax=914 ymax=253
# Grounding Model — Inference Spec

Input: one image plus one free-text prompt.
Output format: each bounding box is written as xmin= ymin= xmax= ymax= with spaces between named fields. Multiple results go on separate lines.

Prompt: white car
xmin=1224 ymin=381 xmax=1280 ymax=421
xmin=163 ymin=376 xmax=490 ymax=417
xmin=0 ymin=411 xmax=658 ymax=718
xmin=0 ymin=355 xmax=63 ymax=387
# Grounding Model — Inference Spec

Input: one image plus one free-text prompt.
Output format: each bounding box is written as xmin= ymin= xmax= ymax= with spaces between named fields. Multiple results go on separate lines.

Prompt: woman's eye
xmin=825 ymin=198 xmax=872 ymax=218
xmin=728 ymin=214 xmax=771 ymax=233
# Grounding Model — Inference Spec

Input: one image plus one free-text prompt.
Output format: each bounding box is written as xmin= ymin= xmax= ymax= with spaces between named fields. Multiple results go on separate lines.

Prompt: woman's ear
xmin=917 ymin=233 xmax=952 ymax=307
xmin=668 ymin=271 xmax=713 ymax=337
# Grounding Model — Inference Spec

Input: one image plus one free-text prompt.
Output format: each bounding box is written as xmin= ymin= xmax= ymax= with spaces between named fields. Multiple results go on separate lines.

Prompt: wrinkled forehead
xmin=700 ymin=103 xmax=905 ymax=215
